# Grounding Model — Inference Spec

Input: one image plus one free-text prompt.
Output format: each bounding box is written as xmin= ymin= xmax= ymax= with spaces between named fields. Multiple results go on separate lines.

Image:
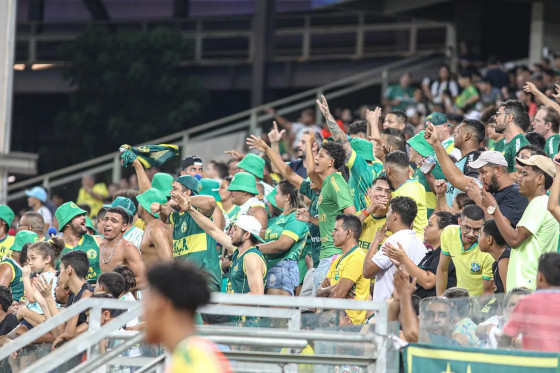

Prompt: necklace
xmin=101 ymin=237 xmax=123 ymax=264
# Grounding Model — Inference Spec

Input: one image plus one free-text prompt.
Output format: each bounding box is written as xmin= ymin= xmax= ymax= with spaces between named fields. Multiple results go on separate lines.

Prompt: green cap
xmin=350 ymin=138 xmax=375 ymax=162
xmin=85 ymin=216 xmax=97 ymax=235
xmin=407 ymin=130 xmax=435 ymax=157
xmin=10 ymin=231 xmax=38 ymax=252
xmin=176 ymin=175 xmax=202 ymax=195
xmin=152 ymin=173 xmax=173 ymax=198
xmin=425 ymin=112 xmax=447 ymax=126
xmin=110 ymin=196 xmax=136 ymax=218
xmin=137 ymin=188 xmax=167 ymax=218
xmin=200 ymin=179 xmax=221 ymax=202
xmin=236 ymin=153 xmax=265 ymax=179
xmin=227 ymin=172 xmax=258 ymax=195
xmin=265 ymin=187 xmax=283 ymax=211
xmin=0 ymin=205 xmax=15 ymax=227
xmin=55 ymin=202 xmax=87 ymax=231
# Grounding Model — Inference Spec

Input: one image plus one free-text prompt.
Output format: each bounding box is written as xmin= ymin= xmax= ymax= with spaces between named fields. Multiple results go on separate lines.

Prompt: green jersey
xmin=489 ymin=138 xmax=506 ymax=152
xmin=2 ymin=257 xmax=23 ymax=301
xmin=503 ymin=133 xmax=530 ymax=173
xmin=346 ymin=150 xmax=383 ymax=211
xmin=318 ymin=172 xmax=354 ymax=259
xmin=455 ymin=85 xmax=479 ymax=109
xmin=299 ymin=179 xmax=321 ymax=267
xmin=58 ymin=234 xmax=100 ymax=284
xmin=226 ymin=247 xmax=265 ymax=294
xmin=545 ymin=134 xmax=560 ymax=158
xmin=170 ymin=211 xmax=221 ymax=292
xmin=263 ymin=211 xmax=309 ymax=270
xmin=384 ymin=84 xmax=415 ymax=111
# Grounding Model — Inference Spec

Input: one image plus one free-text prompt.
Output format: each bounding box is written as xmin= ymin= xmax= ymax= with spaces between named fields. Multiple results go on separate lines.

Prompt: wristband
xmin=362 ymin=208 xmax=370 ymax=218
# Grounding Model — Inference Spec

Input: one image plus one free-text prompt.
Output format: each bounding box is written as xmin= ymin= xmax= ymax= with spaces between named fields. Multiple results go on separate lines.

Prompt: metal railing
xmin=2 ymin=293 xmax=393 ymax=373
xmin=6 ymin=51 xmax=445 ymax=203
xmin=14 ymin=12 xmax=453 ymax=66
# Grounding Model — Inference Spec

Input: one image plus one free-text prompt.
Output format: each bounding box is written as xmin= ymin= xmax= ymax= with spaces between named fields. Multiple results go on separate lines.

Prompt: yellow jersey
xmin=167 ymin=336 xmax=232 ymax=373
xmin=392 ymin=179 xmax=428 ymax=240
xmin=0 ymin=235 xmax=15 ymax=258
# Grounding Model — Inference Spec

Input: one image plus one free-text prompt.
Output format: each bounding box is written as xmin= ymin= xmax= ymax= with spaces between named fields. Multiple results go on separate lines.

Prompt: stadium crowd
xmin=1 ymin=56 xmax=560 ymax=370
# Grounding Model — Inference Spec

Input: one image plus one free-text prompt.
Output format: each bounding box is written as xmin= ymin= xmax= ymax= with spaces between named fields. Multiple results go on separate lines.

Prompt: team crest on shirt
xmin=181 ymin=222 xmax=187 ymax=233
xmin=470 ymin=261 xmax=481 ymax=274
xmin=87 ymin=249 xmax=97 ymax=260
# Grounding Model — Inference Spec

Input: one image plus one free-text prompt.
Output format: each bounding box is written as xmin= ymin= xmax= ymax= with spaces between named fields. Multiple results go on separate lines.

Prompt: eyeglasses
xmin=495 ymin=111 xmax=510 ymax=117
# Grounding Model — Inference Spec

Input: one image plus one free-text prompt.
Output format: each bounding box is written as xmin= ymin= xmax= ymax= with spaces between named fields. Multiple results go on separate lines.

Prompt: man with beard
xmin=99 ymin=207 xmax=146 ymax=287
xmin=152 ymin=176 xmax=221 ymax=292
xmin=436 ymin=205 xmax=494 ymax=296
xmin=495 ymin=100 xmax=530 ymax=175
xmin=55 ymin=202 xmax=104 ymax=284
xmin=136 ymin=188 xmax=173 ymax=268
xmin=425 ymin=122 xmax=528 ymax=225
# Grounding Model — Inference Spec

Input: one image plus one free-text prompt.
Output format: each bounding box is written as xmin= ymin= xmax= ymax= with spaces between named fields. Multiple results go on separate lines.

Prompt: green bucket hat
xmin=152 ymin=172 xmax=174 ymax=198
xmin=350 ymin=138 xmax=375 ymax=162
xmin=110 ymin=196 xmax=136 ymax=218
xmin=176 ymin=175 xmax=202 ymax=195
xmin=137 ymin=188 xmax=167 ymax=218
xmin=55 ymin=202 xmax=87 ymax=231
xmin=11 ymin=231 xmax=38 ymax=252
xmin=425 ymin=112 xmax=447 ymax=126
xmin=227 ymin=172 xmax=258 ymax=195
xmin=85 ymin=216 xmax=97 ymax=235
xmin=407 ymin=130 xmax=435 ymax=157
xmin=200 ymin=179 xmax=221 ymax=202
xmin=265 ymin=187 xmax=283 ymax=211
xmin=0 ymin=205 xmax=15 ymax=227
xmin=236 ymin=153 xmax=265 ymax=179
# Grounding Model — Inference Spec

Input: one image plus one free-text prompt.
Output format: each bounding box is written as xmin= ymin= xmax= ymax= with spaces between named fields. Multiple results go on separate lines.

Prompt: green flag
xmin=120 ymin=144 xmax=179 ymax=169
xmin=403 ymin=343 xmax=560 ymax=373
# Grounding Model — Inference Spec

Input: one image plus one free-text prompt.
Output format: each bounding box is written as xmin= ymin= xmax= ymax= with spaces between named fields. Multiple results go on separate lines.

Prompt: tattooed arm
xmin=316 ymin=95 xmax=352 ymax=163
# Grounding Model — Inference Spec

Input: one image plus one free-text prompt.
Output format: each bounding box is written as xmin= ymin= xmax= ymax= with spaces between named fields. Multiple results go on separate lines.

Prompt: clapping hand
xmin=382 ymin=241 xmax=406 ymax=266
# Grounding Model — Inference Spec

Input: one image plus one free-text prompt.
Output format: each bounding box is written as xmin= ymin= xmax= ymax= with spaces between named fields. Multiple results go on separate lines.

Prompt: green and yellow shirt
xmin=58 ymin=234 xmax=100 ymax=284
xmin=263 ymin=212 xmax=309 ymax=270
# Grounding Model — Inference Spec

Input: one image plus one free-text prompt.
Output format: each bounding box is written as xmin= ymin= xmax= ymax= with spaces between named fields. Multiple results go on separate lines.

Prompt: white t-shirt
xmin=37 ymin=206 xmax=53 ymax=226
xmin=124 ymin=226 xmax=144 ymax=252
xmin=371 ymin=229 xmax=427 ymax=302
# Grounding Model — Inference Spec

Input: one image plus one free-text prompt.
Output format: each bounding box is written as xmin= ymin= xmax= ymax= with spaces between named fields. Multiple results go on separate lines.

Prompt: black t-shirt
xmin=289 ymin=159 xmax=307 ymax=179
xmin=67 ymin=282 xmax=95 ymax=326
xmin=492 ymin=248 xmax=511 ymax=293
xmin=0 ymin=313 xmax=18 ymax=336
xmin=414 ymin=247 xmax=457 ymax=299
xmin=493 ymin=184 xmax=528 ymax=227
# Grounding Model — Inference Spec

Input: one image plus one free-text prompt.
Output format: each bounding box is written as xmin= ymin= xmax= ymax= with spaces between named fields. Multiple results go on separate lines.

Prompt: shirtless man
xmin=100 ymin=207 xmax=146 ymax=288
xmin=136 ymin=188 xmax=173 ymax=268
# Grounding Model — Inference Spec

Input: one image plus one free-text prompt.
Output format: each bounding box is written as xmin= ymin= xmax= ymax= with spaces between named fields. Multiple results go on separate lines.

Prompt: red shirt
xmin=503 ymin=291 xmax=560 ymax=352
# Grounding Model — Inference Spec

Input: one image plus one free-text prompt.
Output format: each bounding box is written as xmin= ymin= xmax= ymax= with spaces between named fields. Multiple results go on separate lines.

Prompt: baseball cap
xmin=11 ymin=231 xmax=38 ymax=252
xmin=176 ymin=175 xmax=202 ymax=195
xmin=407 ymin=130 xmax=434 ymax=157
xmin=181 ymin=156 xmax=203 ymax=170
xmin=469 ymin=151 xmax=508 ymax=169
xmin=235 ymin=215 xmax=265 ymax=243
xmin=516 ymin=155 xmax=557 ymax=178
xmin=425 ymin=112 xmax=447 ymax=126
xmin=25 ymin=186 xmax=48 ymax=203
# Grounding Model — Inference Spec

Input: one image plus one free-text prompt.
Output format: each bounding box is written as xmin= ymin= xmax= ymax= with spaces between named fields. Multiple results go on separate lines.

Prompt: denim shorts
xmin=265 ymin=260 xmax=300 ymax=295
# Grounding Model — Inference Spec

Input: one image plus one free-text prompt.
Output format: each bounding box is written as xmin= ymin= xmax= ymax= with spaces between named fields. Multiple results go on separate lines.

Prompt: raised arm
xmin=267 ymin=122 xmax=286 ymax=175
xmin=366 ymin=107 xmax=382 ymax=142
xmin=524 ymin=82 xmax=560 ymax=114
xmin=425 ymin=123 xmax=471 ymax=191
xmin=394 ymin=266 xmax=419 ymax=342
xmin=432 ymin=179 xmax=450 ymax=213
xmin=174 ymin=193 xmax=235 ymax=252
xmin=247 ymin=133 xmax=304 ymax=189
xmin=547 ymin=160 xmax=560 ymax=222
xmin=189 ymin=195 xmax=216 ymax=218
xmin=132 ymin=159 xmax=152 ymax=193
xmin=316 ymin=95 xmax=352 ymax=163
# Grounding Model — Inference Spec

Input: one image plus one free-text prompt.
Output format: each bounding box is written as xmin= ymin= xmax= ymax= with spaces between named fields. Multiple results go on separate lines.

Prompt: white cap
xmin=469 ymin=151 xmax=508 ymax=169
xmin=235 ymin=215 xmax=265 ymax=243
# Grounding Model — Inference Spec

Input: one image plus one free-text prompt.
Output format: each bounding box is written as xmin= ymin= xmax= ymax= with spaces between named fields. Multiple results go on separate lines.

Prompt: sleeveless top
xmin=2 ymin=257 xmax=23 ymax=301
xmin=58 ymin=234 xmax=100 ymax=284
xmin=226 ymin=247 xmax=266 ymax=294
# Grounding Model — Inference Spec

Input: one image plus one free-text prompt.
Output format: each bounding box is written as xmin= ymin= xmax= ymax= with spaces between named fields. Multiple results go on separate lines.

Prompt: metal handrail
xmin=7 ymin=52 xmax=444 ymax=202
